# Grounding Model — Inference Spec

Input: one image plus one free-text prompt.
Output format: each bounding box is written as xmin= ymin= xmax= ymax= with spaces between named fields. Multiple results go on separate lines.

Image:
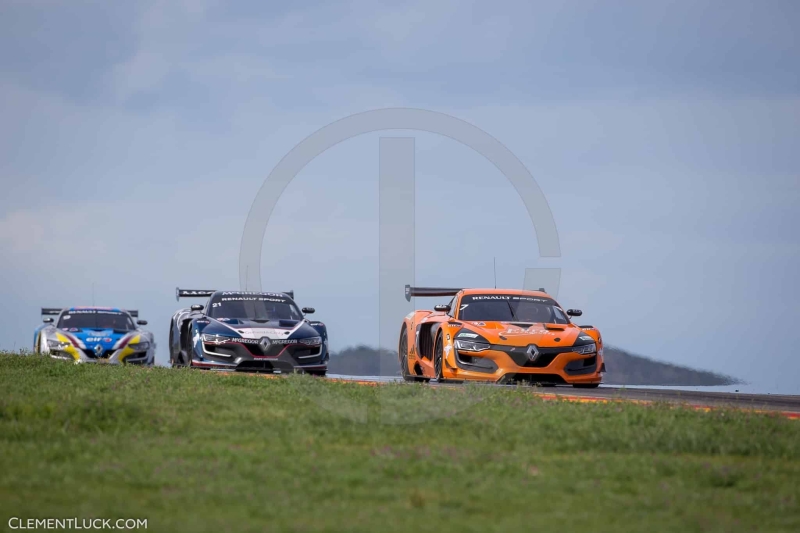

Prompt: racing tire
xmin=399 ymin=325 xmax=429 ymax=383
xmin=433 ymin=332 xmax=445 ymax=382
xmin=398 ymin=326 xmax=419 ymax=382
xmin=573 ymin=383 xmax=600 ymax=389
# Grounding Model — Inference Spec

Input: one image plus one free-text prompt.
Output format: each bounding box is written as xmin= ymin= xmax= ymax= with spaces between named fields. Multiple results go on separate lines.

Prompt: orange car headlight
xmin=455 ymin=339 xmax=490 ymax=352
xmin=573 ymin=343 xmax=596 ymax=355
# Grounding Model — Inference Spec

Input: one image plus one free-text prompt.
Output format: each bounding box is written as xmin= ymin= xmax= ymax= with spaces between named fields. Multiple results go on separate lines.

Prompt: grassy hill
xmin=1 ymin=354 xmax=797 ymax=532
xmin=329 ymin=345 xmax=740 ymax=385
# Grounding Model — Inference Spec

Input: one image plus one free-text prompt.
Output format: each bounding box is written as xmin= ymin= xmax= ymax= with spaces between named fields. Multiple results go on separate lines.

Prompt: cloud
xmin=109 ymin=0 xmax=214 ymax=100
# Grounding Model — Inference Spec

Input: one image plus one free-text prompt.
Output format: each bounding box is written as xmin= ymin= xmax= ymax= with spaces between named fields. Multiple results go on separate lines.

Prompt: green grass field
xmin=1 ymin=354 xmax=799 ymax=533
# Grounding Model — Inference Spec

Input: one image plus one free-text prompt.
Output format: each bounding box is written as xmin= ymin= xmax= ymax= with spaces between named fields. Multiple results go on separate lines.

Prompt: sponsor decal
xmin=465 ymin=295 xmax=554 ymax=304
xmin=222 ymin=291 xmax=288 ymax=297
xmin=182 ymin=290 xmax=213 ymax=296
xmin=220 ymin=297 xmax=287 ymax=303
xmin=67 ymin=309 xmax=125 ymax=315
xmin=215 ymin=336 xmax=258 ymax=345
xmin=85 ymin=337 xmax=113 ymax=343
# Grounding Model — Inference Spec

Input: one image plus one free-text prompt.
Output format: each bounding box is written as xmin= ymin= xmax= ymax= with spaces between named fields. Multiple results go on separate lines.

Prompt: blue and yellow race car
xmin=33 ymin=307 xmax=155 ymax=365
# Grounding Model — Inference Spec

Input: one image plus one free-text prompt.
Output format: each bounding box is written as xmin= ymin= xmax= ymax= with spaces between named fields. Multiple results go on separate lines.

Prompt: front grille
xmin=204 ymin=341 xmax=323 ymax=363
xmin=455 ymin=351 xmax=498 ymax=373
xmin=564 ymin=355 xmax=597 ymax=375
xmin=205 ymin=342 xmax=284 ymax=358
xmin=81 ymin=348 xmax=113 ymax=359
xmin=291 ymin=346 xmax=321 ymax=359
xmin=497 ymin=345 xmax=570 ymax=368
xmin=243 ymin=342 xmax=286 ymax=357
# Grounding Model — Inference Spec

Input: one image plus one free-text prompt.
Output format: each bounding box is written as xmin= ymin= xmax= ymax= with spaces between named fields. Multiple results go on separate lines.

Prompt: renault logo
xmin=526 ymin=344 xmax=540 ymax=363
xmin=94 ymin=344 xmax=104 ymax=357
xmin=259 ymin=337 xmax=272 ymax=351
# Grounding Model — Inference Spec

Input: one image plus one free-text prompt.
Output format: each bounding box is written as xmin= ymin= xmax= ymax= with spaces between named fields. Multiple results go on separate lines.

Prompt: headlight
xmin=47 ymin=339 xmax=71 ymax=351
xmin=202 ymin=334 xmax=235 ymax=345
xmin=300 ymin=336 xmax=322 ymax=346
xmin=573 ymin=343 xmax=596 ymax=355
xmin=455 ymin=339 xmax=490 ymax=352
xmin=128 ymin=342 xmax=151 ymax=352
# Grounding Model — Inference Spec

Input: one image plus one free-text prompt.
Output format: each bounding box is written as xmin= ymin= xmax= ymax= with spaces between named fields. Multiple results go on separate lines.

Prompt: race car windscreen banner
xmin=58 ymin=310 xmax=136 ymax=331
xmin=208 ymin=293 xmax=304 ymax=321
xmin=458 ymin=294 xmax=569 ymax=324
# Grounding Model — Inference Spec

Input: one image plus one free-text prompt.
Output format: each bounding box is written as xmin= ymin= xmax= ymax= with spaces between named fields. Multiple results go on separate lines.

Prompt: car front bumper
xmin=447 ymin=345 xmax=604 ymax=385
xmin=191 ymin=342 xmax=329 ymax=373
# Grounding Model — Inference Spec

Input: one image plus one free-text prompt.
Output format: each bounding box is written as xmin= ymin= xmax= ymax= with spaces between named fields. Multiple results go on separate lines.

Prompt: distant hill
xmin=328 ymin=345 xmax=740 ymax=386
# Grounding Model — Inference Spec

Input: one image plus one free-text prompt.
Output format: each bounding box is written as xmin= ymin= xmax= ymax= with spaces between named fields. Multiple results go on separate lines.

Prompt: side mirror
xmin=434 ymin=304 xmax=451 ymax=313
xmin=43 ymin=318 xmax=54 ymax=323
xmin=302 ymin=307 xmax=315 ymax=315
xmin=190 ymin=304 xmax=204 ymax=311
xmin=567 ymin=309 xmax=582 ymax=317
xmin=137 ymin=320 xmax=148 ymax=326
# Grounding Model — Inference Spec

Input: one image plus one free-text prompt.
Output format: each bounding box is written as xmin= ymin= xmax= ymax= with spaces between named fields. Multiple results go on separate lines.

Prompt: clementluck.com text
xmin=8 ymin=518 xmax=147 ymax=530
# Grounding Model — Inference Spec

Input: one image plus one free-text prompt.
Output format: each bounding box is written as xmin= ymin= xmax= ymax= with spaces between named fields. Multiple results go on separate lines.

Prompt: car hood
xmin=457 ymin=321 xmax=583 ymax=347
xmin=60 ymin=328 xmax=134 ymax=349
xmin=202 ymin=317 xmax=318 ymax=340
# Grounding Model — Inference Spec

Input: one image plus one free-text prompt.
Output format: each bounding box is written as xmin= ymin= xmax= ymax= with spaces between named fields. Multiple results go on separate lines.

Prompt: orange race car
xmin=398 ymin=286 xmax=605 ymax=387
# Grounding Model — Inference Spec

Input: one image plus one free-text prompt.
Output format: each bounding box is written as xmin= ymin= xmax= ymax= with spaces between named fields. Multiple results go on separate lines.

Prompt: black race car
xmin=169 ymin=288 xmax=329 ymax=375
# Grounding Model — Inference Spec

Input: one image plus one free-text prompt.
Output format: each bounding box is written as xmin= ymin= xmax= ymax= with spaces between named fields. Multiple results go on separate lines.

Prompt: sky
xmin=0 ymin=0 xmax=798 ymax=392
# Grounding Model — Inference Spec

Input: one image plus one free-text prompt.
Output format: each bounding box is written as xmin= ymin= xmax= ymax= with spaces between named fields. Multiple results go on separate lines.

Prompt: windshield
xmin=58 ymin=310 xmax=135 ymax=331
xmin=208 ymin=293 xmax=303 ymax=321
xmin=458 ymin=294 xmax=569 ymax=324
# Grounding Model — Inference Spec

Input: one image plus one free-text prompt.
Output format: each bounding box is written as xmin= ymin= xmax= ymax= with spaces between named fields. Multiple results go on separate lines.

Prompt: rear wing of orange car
xmin=404 ymin=285 xmax=462 ymax=302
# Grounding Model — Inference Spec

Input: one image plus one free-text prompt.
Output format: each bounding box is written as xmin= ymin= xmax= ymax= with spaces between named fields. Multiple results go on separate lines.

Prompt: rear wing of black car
xmin=404 ymin=285 xmax=462 ymax=302
xmin=175 ymin=288 xmax=295 ymax=301
xmin=176 ymin=288 xmax=216 ymax=301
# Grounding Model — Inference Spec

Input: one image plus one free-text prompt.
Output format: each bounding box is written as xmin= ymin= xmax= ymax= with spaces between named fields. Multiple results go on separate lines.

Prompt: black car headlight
xmin=300 ymin=336 xmax=322 ymax=346
xmin=202 ymin=334 xmax=236 ymax=345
